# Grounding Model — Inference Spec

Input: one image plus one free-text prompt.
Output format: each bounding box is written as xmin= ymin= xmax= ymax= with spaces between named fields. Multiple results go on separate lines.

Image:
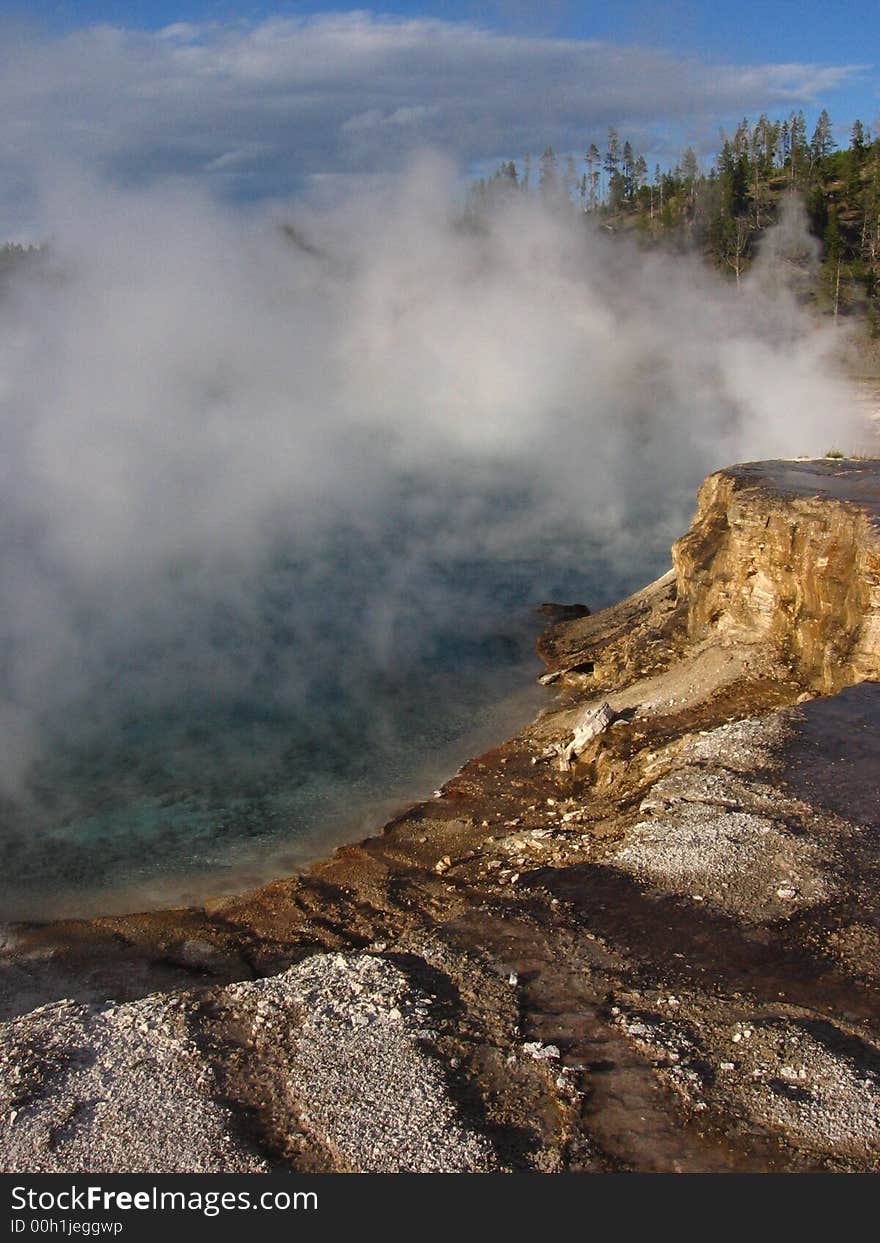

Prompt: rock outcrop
xmin=673 ymin=460 xmax=880 ymax=691
xmin=2 ymin=458 xmax=880 ymax=1173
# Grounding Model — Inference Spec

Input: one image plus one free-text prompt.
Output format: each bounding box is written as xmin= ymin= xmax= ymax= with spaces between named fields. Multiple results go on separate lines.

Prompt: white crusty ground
xmin=0 ymin=952 xmax=499 ymax=1174
xmin=611 ymin=713 xmax=836 ymax=921
xmin=611 ymin=995 xmax=880 ymax=1161
xmin=224 ymin=953 xmax=498 ymax=1173
xmin=0 ymin=993 xmax=267 ymax=1173
xmin=735 ymin=1022 xmax=880 ymax=1155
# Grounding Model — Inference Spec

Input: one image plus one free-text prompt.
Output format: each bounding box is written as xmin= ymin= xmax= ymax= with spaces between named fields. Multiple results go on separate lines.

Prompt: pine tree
xmin=539 ymin=147 xmax=559 ymax=199
xmin=682 ymin=147 xmax=699 ymax=183
xmin=607 ymin=169 xmax=625 ymax=212
xmin=604 ymin=129 xmax=620 ymax=180
xmin=789 ymin=111 xmax=808 ymax=184
xmin=779 ymin=119 xmax=790 ymax=166
xmin=633 ymin=154 xmax=648 ymax=196
xmin=651 ymin=162 xmax=663 ymax=219
xmin=824 ymin=205 xmax=842 ymax=321
xmin=584 ymin=143 xmax=600 ymax=210
xmin=811 ymin=109 xmax=836 ymax=164
xmin=622 ymin=140 xmax=635 ymax=200
xmin=563 ymin=154 xmax=578 ymax=203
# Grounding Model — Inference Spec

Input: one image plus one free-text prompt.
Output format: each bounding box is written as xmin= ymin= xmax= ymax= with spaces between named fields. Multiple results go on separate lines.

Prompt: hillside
xmin=468 ymin=111 xmax=880 ymax=352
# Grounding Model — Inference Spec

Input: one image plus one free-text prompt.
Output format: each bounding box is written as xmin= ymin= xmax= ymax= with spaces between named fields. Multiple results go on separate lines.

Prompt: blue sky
xmin=17 ymin=0 xmax=879 ymax=93
xmin=1 ymin=2 xmax=877 ymax=234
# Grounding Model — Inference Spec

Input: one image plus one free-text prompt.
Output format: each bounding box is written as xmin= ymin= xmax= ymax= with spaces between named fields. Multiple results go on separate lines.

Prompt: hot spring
xmin=0 ymin=495 xmax=671 ymax=921
xmin=0 ymin=178 xmax=858 ymax=920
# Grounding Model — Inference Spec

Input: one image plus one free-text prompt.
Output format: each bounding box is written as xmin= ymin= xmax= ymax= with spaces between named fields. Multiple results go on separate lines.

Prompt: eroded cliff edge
xmin=3 ymin=459 xmax=880 ymax=1173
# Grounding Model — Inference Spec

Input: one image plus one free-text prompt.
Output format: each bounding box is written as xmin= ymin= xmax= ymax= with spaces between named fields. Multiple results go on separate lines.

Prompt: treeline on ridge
xmin=466 ymin=110 xmax=880 ymax=333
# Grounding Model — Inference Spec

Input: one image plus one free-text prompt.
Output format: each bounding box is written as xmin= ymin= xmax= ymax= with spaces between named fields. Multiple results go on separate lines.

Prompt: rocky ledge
xmin=2 ymin=459 xmax=880 ymax=1173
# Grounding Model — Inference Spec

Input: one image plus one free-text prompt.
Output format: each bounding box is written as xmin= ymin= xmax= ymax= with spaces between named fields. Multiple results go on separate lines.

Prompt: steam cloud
xmin=0 ymin=159 xmax=862 ymax=885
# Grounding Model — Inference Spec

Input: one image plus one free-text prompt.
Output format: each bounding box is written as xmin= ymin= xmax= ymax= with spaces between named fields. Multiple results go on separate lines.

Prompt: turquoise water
xmin=0 ymin=506 xmax=670 ymax=920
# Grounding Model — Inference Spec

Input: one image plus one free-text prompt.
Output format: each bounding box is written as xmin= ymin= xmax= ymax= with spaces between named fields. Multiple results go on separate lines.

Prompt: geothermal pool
xmin=0 ymin=528 xmax=670 ymax=922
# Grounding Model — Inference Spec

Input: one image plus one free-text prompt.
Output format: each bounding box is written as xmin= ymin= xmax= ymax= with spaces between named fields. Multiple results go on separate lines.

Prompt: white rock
xmin=557 ymin=702 xmax=616 ymax=770
xmin=523 ymin=1042 xmax=561 ymax=1061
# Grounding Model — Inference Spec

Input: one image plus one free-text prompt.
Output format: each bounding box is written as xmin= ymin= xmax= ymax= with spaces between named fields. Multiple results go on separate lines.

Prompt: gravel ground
xmin=0 ymin=952 xmax=499 ymax=1173
xmin=611 ymin=714 xmax=837 ymax=920
xmin=0 ymin=993 xmax=267 ymax=1173
xmin=615 ymin=808 xmax=829 ymax=919
xmin=730 ymin=1020 xmax=880 ymax=1156
xmin=612 ymin=994 xmax=880 ymax=1164
xmin=680 ymin=714 xmax=790 ymax=769
xmin=222 ymin=954 xmax=498 ymax=1173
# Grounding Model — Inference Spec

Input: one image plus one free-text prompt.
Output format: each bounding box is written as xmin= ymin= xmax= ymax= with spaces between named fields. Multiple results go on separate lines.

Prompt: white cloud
xmin=0 ymin=11 xmax=865 ymax=230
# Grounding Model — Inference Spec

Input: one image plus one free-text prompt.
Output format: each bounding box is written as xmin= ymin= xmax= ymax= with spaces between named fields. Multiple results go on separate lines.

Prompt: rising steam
xmin=0 ymin=158 xmax=861 ymax=837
